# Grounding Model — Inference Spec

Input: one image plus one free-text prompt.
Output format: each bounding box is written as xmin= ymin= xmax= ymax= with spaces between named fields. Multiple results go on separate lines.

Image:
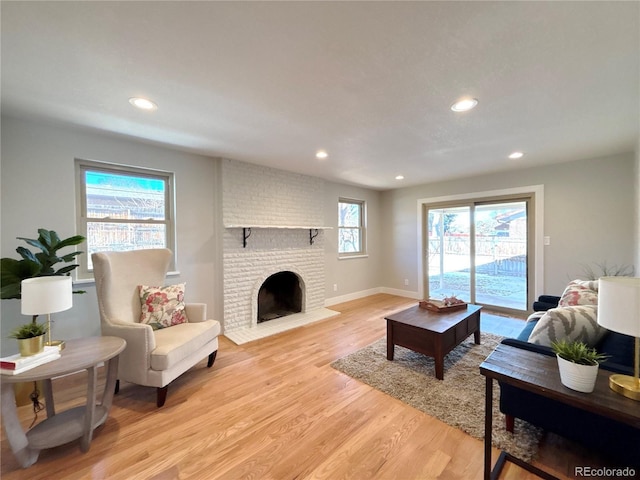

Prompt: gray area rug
xmin=331 ymin=333 xmax=543 ymax=461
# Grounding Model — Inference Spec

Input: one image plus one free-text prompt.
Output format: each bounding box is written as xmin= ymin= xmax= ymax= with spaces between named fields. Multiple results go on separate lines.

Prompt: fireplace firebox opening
xmin=257 ymin=271 xmax=303 ymax=323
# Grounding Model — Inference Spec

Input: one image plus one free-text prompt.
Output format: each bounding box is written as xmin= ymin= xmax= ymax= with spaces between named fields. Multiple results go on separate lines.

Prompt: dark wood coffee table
xmin=385 ymin=304 xmax=482 ymax=380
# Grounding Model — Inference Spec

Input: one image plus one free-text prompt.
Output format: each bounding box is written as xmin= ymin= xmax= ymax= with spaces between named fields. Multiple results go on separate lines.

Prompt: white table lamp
xmin=597 ymin=276 xmax=640 ymax=401
xmin=21 ymin=276 xmax=73 ymax=350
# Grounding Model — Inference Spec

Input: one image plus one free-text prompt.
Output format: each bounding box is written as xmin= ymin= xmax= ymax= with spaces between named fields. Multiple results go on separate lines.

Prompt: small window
xmin=75 ymin=159 xmax=176 ymax=278
xmin=338 ymin=198 xmax=366 ymax=256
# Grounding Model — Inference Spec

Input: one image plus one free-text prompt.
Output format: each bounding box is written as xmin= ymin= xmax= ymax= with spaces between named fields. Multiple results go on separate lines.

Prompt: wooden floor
xmin=0 ymin=294 xmax=612 ymax=479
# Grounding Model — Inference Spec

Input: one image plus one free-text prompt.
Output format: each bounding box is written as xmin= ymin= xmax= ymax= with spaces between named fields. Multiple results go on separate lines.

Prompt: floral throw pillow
xmin=139 ymin=283 xmax=188 ymax=330
xmin=558 ymin=279 xmax=599 ymax=307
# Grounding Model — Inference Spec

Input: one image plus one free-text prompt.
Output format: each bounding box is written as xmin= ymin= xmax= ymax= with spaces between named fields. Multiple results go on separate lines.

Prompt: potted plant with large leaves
xmin=1 ymin=228 xmax=86 ymax=300
xmin=552 ymin=340 xmax=609 ymax=393
xmin=1 ymin=229 xmax=86 ymax=351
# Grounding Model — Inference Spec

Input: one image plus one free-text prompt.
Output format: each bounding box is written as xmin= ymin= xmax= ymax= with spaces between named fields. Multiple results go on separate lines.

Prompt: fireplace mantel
xmin=225 ymin=225 xmax=332 ymax=248
xmin=224 ymin=225 xmax=331 ymax=229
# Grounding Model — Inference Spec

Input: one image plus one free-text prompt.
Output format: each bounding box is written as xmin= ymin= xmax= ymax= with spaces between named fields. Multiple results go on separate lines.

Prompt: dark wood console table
xmin=480 ymin=343 xmax=640 ymax=479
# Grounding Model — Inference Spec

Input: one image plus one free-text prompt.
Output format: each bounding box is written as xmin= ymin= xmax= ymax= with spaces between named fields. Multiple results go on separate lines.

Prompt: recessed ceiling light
xmin=315 ymin=150 xmax=328 ymax=159
xmin=450 ymin=98 xmax=478 ymax=112
xmin=129 ymin=97 xmax=158 ymax=111
xmin=395 ymin=175 xmax=405 ymax=180
xmin=508 ymin=151 xmax=525 ymax=159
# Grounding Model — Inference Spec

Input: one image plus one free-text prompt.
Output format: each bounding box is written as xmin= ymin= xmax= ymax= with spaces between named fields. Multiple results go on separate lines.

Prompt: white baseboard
xmin=324 ymin=288 xmax=382 ymax=306
xmin=324 ymin=287 xmax=421 ymax=307
xmin=380 ymin=287 xmax=421 ymax=299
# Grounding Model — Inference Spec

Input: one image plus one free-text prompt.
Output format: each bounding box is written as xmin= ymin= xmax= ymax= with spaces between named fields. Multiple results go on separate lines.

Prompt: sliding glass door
xmin=426 ymin=197 xmax=531 ymax=312
xmin=427 ymin=206 xmax=472 ymax=302
xmin=474 ymin=201 xmax=528 ymax=310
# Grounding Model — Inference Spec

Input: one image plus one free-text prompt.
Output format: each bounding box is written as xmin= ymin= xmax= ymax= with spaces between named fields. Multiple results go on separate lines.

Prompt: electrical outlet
xmin=404 ymin=279 xmax=409 ymax=286
xmin=544 ymin=236 xmax=551 ymax=246
xmin=333 ymin=284 xmax=338 ymax=292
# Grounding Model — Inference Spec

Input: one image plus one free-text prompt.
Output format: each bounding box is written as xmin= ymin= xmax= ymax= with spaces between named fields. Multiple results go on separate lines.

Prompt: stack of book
xmin=0 ymin=346 xmax=61 ymax=375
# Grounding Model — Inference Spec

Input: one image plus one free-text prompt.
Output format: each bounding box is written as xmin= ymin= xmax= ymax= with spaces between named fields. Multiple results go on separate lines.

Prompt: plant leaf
xmin=16 ymin=237 xmax=49 ymax=255
xmin=0 ymin=283 xmax=21 ymax=299
xmin=16 ymin=246 xmax=40 ymax=263
xmin=54 ymin=264 xmax=79 ymax=275
xmin=0 ymin=258 xmax=42 ymax=299
xmin=59 ymin=251 xmax=83 ymax=262
xmin=38 ymin=229 xmax=54 ymax=249
xmin=43 ymin=230 xmax=62 ymax=251
xmin=54 ymin=235 xmax=86 ymax=251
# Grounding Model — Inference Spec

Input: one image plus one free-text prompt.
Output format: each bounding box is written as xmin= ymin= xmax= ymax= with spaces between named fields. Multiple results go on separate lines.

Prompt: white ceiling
xmin=2 ymin=1 xmax=638 ymax=190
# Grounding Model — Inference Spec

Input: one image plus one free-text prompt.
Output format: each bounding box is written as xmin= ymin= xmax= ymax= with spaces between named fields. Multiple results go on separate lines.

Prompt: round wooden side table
xmin=1 ymin=336 xmax=126 ymax=468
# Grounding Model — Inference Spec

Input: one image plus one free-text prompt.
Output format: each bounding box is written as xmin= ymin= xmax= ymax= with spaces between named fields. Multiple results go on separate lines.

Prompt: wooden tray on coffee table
xmin=418 ymin=300 xmax=467 ymax=313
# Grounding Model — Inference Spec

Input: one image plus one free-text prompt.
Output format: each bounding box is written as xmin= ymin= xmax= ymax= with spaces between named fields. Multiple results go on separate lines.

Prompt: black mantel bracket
xmin=243 ymin=228 xmax=252 ymax=248
xmin=309 ymin=228 xmax=319 ymax=245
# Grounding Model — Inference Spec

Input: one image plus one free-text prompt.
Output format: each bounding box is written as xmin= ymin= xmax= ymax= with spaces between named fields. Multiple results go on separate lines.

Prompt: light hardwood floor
xmin=0 ymin=294 xmax=611 ymax=479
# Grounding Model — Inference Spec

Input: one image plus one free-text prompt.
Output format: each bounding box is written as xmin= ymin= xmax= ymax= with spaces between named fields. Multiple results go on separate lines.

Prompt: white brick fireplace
xmin=221 ymin=159 xmax=337 ymax=343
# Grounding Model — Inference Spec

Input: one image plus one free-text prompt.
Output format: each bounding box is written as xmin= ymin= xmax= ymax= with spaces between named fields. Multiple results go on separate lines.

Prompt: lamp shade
xmin=21 ymin=276 xmax=73 ymax=315
xmin=598 ymin=276 xmax=640 ymax=337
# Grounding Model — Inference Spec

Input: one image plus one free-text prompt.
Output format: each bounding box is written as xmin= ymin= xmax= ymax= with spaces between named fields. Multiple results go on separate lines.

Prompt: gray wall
xmin=1 ymin=116 xmax=222 ymax=355
xmin=636 ymin=140 xmax=640 ymax=269
xmin=0 ymin=116 xmax=385 ymax=353
xmin=380 ymin=152 xmax=637 ymax=298
xmin=1 ymin=115 xmax=637 ymax=354
xmin=323 ymin=182 xmax=382 ymax=302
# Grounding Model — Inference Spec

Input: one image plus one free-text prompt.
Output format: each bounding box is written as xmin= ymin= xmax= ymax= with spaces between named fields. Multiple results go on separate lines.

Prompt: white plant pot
xmin=556 ymin=354 xmax=599 ymax=393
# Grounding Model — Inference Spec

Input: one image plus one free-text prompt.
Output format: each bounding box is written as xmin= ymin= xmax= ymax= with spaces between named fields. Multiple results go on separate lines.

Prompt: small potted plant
xmin=551 ymin=339 xmax=609 ymax=393
xmin=8 ymin=322 xmax=47 ymax=356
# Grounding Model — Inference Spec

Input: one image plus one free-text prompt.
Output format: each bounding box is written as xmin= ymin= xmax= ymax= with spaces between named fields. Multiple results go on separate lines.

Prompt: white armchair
xmin=92 ymin=248 xmax=221 ymax=407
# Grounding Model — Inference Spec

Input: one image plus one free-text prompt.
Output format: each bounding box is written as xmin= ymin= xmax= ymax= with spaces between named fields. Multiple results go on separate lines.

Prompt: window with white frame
xmin=75 ymin=159 xmax=176 ymax=278
xmin=338 ymin=198 xmax=366 ymax=256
